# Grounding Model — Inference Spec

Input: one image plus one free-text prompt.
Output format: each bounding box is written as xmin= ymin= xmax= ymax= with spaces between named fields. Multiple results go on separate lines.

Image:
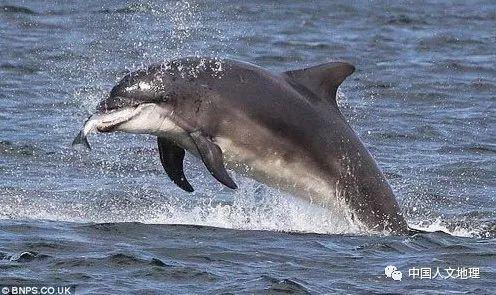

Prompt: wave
xmin=0 ymin=140 xmax=37 ymax=156
xmin=0 ymin=5 xmax=37 ymax=15
xmin=97 ymin=3 xmax=159 ymax=15
xmin=408 ymin=217 xmax=494 ymax=239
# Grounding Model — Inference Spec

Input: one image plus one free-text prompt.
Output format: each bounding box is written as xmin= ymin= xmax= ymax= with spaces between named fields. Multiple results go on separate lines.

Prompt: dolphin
xmin=73 ymin=57 xmax=408 ymax=234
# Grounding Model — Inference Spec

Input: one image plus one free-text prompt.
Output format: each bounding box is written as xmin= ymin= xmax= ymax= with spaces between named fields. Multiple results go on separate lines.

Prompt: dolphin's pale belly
xmin=215 ymin=137 xmax=356 ymax=225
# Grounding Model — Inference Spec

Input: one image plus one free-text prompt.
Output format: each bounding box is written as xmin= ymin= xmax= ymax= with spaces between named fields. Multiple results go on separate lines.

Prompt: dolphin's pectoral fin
xmin=282 ymin=62 xmax=355 ymax=107
xmin=157 ymin=137 xmax=194 ymax=193
xmin=189 ymin=131 xmax=238 ymax=190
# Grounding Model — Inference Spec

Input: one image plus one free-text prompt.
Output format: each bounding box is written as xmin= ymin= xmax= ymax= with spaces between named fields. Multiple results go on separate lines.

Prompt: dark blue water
xmin=1 ymin=0 xmax=495 ymax=293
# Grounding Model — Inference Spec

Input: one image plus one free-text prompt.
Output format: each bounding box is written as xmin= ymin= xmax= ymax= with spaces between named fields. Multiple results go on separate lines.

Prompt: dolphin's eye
xmin=161 ymin=91 xmax=175 ymax=101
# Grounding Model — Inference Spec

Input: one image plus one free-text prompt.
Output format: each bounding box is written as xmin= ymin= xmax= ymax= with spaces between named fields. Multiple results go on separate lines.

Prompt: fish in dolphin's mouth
xmin=72 ymin=106 xmax=141 ymax=149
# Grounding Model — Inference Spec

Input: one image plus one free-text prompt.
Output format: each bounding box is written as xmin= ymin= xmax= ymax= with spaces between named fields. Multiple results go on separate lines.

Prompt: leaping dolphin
xmin=73 ymin=57 xmax=408 ymax=234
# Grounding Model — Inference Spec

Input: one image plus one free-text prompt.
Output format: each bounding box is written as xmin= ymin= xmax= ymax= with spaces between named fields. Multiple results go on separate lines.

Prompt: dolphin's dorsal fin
xmin=157 ymin=137 xmax=194 ymax=192
xmin=282 ymin=62 xmax=355 ymax=106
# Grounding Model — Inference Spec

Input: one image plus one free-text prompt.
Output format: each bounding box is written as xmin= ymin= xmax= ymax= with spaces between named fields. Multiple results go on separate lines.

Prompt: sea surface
xmin=1 ymin=0 xmax=495 ymax=294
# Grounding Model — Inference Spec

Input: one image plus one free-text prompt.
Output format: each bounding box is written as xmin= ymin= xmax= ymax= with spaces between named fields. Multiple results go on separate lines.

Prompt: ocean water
xmin=0 ymin=0 xmax=495 ymax=294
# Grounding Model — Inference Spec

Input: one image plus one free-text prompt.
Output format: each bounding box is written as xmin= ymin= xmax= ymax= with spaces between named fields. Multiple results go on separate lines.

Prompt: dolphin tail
xmin=72 ymin=130 xmax=91 ymax=150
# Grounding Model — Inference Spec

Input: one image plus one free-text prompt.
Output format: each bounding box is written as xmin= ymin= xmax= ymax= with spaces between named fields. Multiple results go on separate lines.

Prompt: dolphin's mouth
xmin=96 ymin=110 xmax=135 ymax=132
xmin=95 ymin=106 xmax=140 ymax=131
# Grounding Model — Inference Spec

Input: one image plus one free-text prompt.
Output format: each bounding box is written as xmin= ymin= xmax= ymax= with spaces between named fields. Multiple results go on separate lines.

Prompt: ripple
xmin=434 ymin=60 xmax=493 ymax=73
xmin=0 ymin=140 xmax=37 ymax=156
xmin=108 ymin=253 xmax=145 ymax=265
xmin=438 ymin=144 xmax=496 ymax=155
xmin=470 ymin=78 xmax=496 ymax=90
xmin=97 ymin=3 xmax=159 ymax=15
xmin=0 ymin=63 xmax=39 ymax=74
xmin=260 ymin=276 xmax=312 ymax=294
xmin=7 ymin=251 xmax=50 ymax=262
xmin=385 ymin=14 xmax=428 ymax=26
xmin=0 ymin=5 xmax=37 ymax=15
xmin=149 ymin=257 xmax=171 ymax=267
xmin=378 ymin=131 xmax=416 ymax=140
xmin=273 ymin=40 xmax=332 ymax=50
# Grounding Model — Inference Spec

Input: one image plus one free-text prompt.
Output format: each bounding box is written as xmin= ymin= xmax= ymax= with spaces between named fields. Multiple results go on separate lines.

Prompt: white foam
xmin=408 ymin=217 xmax=481 ymax=238
xmin=0 ymin=176 xmax=365 ymax=235
xmin=145 ymin=179 xmax=361 ymax=234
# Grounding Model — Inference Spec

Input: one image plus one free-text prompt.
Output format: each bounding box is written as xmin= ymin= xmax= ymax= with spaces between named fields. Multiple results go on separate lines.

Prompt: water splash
xmin=0 ymin=176 xmax=362 ymax=235
xmin=146 ymin=180 xmax=361 ymax=234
